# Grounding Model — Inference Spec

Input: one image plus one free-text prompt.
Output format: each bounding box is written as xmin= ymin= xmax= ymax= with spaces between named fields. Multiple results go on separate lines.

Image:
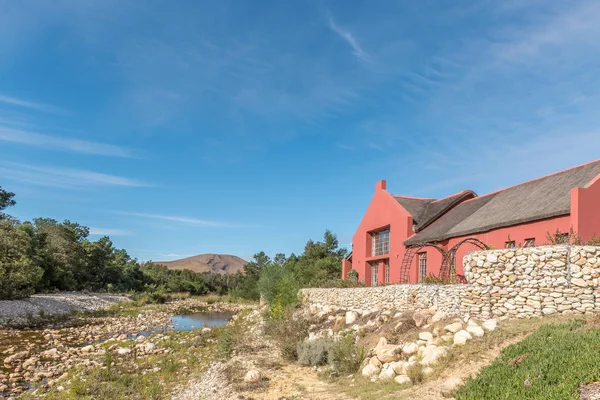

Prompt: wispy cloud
xmin=335 ymin=142 xmax=353 ymax=151
xmin=0 ymin=94 xmax=64 ymax=114
xmin=0 ymin=162 xmax=150 ymax=188
xmin=0 ymin=126 xmax=138 ymax=158
xmin=89 ymin=228 xmax=132 ymax=236
xmin=327 ymin=17 xmax=371 ymax=62
xmin=119 ymin=212 xmax=239 ymax=227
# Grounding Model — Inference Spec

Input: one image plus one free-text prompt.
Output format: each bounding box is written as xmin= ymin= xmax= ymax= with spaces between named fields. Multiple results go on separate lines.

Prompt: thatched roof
xmin=394 ymin=191 xmax=475 ymax=232
xmin=404 ymin=160 xmax=600 ymax=246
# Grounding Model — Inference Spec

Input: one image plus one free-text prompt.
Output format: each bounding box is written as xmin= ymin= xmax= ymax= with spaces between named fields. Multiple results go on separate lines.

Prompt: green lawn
xmin=454 ymin=319 xmax=600 ymax=400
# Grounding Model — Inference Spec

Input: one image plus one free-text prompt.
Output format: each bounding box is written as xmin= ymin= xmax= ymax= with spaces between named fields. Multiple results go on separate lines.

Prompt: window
xmin=524 ymin=238 xmax=535 ymax=247
xmin=370 ymin=262 xmax=379 ymax=287
xmin=371 ymin=229 xmax=390 ymax=256
xmin=384 ymin=260 xmax=390 ymax=284
xmin=418 ymin=252 xmax=427 ymax=282
xmin=505 ymin=241 xmax=516 ymax=249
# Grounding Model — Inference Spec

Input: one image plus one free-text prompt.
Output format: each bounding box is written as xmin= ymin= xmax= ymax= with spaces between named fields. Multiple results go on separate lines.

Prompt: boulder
xmin=379 ymin=366 xmax=396 ymax=380
xmin=390 ymin=361 xmax=406 ymax=375
xmin=466 ymin=325 xmax=485 ymax=338
xmin=420 ymin=345 xmax=448 ymax=366
xmin=376 ymin=345 xmax=400 ymax=363
xmin=482 ymin=319 xmax=497 ymax=332
xmin=402 ymin=342 xmax=419 ymax=356
xmin=453 ymin=330 xmax=472 ymax=346
xmin=442 ymin=376 xmax=463 ymax=392
xmin=243 ymin=369 xmax=261 ymax=383
xmin=394 ymin=375 xmax=412 ymax=385
xmin=4 ymin=351 xmax=28 ymax=365
xmin=41 ymin=348 xmax=58 ymax=359
xmin=144 ymin=342 xmax=156 ymax=353
xmin=444 ymin=322 xmax=463 ymax=333
xmin=81 ymin=345 xmax=94 ymax=354
xmin=422 ymin=366 xmax=434 ymax=376
xmin=413 ymin=310 xmax=434 ymax=327
xmin=362 ymin=364 xmax=380 ymax=377
xmin=418 ymin=332 xmax=433 ymax=342
xmin=117 ymin=347 xmax=132 ymax=355
xmin=346 ymin=311 xmax=358 ymax=325
xmin=431 ymin=311 xmax=447 ymax=323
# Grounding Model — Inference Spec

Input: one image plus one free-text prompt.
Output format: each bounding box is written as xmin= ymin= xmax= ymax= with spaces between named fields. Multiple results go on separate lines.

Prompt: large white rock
xmin=466 ymin=325 xmax=485 ymax=338
xmin=379 ymin=366 xmax=396 ymax=380
xmin=418 ymin=332 xmax=433 ymax=342
xmin=117 ymin=347 xmax=132 ymax=355
xmin=482 ymin=319 xmax=497 ymax=332
xmin=243 ymin=369 xmax=262 ymax=383
xmin=431 ymin=311 xmax=447 ymax=323
xmin=390 ymin=361 xmax=407 ymax=375
xmin=420 ymin=345 xmax=448 ymax=366
xmin=376 ymin=345 xmax=400 ymax=363
xmin=442 ymin=376 xmax=463 ymax=392
xmin=453 ymin=330 xmax=472 ymax=346
xmin=369 ymin=356 xmax=382 ymax=368
xmin=402 ymin=342 xmax=419 ymax=356
xmin=444 ymin=322 xmax=463 ymax=333
xmin=144 ymin=342 xmax=156 ymax=352
xmin=81 ymin=345 xmax=95 ymax=354
xmin=346 ymin=311 xmax=359 ymax=325
xmin=394 ymin=375 xmax=412 ymax=385
xmin=362 ymin=364 xmax=381 ymax=377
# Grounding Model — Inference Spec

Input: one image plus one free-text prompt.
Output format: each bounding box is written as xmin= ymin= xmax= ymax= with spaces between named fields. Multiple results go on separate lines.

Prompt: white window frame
xmin=418 ymin=252 xmax=427 ymax=282
xmin=524 ymin=238 xmax=535 ymax=247
xmin=384 ymin=260 xmax=390 ymax=284
xmin=371 ymin=229 xmax=390 ymax=256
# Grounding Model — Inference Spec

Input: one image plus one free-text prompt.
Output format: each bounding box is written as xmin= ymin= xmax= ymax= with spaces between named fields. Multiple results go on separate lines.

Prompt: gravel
xmin=0 ymin=293 xmax=128 ymax=327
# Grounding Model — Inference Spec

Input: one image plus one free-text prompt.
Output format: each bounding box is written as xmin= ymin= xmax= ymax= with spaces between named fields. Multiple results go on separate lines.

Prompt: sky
xmin=1 ymin=0 xmax=600 ymax=262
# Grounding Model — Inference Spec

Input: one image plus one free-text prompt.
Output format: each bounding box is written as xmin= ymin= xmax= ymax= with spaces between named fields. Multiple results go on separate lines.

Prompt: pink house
xmin=342 ymin=160 xmax=600 ymax=285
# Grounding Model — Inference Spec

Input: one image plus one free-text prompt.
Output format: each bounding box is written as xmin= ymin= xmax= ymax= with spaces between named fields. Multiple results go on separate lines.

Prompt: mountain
xmin=154 ymin=254 xmax=248 ymax=275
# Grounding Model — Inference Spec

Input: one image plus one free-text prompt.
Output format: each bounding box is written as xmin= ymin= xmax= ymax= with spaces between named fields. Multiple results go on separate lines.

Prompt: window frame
xmin=505 ymin=241 xmax=516 ymax=249
xmin=418 ymin=252 xmax=427 ymax=283
xmin=384 ymin=260 xmax=390 ymax=284
xmin=371 ymin=229 xmax=390 ymax=257
xmin=524 ymin=238 xmax=536 ymax=247
xmin=370 ymin=262 xmax=379 ymax=287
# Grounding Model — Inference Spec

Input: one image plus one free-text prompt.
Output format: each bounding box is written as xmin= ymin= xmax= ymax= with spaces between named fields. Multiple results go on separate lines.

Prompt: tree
xmin=0 ymin=186 xmax=16 ymax=219
xmin=0 ymin=219 xmax=43 ymax=299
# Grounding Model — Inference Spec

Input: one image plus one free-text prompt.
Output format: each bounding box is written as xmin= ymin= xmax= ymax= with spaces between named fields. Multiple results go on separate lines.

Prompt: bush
xmin=420 ymin=273 xmax=456 ymax=285
xmin=407 ymin=363 xmax=424 ymax=384
xmin=331 ymin=334 xmax=367 ymax=374
xmin=297 ymin=338 xmax=334 ymax=367
xmin=264 ymin=308 xmax=309 ymax=361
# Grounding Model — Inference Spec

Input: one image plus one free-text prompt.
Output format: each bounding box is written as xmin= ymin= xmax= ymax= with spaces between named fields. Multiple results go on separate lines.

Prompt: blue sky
xmin=1 ymin=0 xmax=600 ymax=261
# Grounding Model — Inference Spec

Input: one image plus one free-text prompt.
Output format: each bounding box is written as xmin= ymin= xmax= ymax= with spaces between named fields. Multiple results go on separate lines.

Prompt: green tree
xmin=0 ymin=219 xmax=43 ymax=299
xmin=0 ymin=186 xmax=16 ymax=220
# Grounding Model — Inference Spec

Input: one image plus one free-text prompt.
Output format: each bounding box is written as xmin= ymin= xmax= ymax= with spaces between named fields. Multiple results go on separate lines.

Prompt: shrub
xmin=297 ymin=338 xmax=334 ymax=367
xmin=420 ymin=273 xmax=456 ymax=285
xmin=331 ymin=334 xmax=366 ymax=374
xmin=407 ymin=363 xmax=424 ymax=384
xmin=347 ymin=269 xmax=358 ymax=281
xmin=264 ymin=308 xmax=309 ymax=361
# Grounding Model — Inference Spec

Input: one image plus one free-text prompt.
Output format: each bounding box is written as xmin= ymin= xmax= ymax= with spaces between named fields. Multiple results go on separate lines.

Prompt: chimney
xmin=376 ymin=180 xmax=387 ymax=192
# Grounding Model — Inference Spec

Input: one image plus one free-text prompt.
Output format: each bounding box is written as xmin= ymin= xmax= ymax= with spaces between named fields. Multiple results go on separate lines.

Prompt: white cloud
xmin=0 ymin=126 xmax=138 ymax=158
xmin=119 ymin=212 xmax=236 ymax=227
xmin=89 ymin=228 xmax=132 ymax=236
xmin=0 ymin=94 xmax=64 ymax=114
xmin=0 ymin=162 xmax=150 ymax=188
xmin=327 ymin=17 xmax=371 ymax=62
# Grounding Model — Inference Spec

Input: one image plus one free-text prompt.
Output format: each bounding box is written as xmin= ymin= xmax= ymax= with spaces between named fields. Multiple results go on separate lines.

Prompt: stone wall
xmin=300 ymin=245 xmax=600 ymax=319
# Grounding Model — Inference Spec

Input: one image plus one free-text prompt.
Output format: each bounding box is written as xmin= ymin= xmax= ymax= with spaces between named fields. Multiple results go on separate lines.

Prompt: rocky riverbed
xmin=0 ymin=293 xmax=128 ymax=328
xmin=0 ymin=298 xmax=248 ymax=398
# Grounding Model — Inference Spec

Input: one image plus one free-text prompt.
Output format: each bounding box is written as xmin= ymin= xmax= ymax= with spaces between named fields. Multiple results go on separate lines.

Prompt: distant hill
xmin=154 ymin=254 xmax=248 ymax=275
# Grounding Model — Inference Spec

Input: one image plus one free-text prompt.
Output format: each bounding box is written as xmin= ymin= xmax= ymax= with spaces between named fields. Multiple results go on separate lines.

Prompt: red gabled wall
xmin=348 ymin=180 xmax=413 ymax=285
xmin=571 ymin=174 xmax=600 ymax=242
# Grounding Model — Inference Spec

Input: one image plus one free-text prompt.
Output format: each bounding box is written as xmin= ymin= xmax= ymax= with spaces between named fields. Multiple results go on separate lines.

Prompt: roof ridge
xmin=429 ymin=189 xmax=476 ymax=204
xmin=392 ymin=195 xmax=434 ymax=201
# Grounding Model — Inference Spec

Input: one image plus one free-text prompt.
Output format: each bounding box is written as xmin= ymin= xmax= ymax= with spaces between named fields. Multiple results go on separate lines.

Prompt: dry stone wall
xmin=300 ymin=245 xmax=600 ymax=319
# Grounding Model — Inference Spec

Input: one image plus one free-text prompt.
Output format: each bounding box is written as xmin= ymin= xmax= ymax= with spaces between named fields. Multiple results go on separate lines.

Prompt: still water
xmin=170 ymin=311 xmax=234 ymax=331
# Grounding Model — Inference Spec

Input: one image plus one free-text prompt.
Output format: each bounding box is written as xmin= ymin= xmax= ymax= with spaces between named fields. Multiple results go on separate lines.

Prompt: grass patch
xmin=454 ymin=318 xmax=600 ymax=400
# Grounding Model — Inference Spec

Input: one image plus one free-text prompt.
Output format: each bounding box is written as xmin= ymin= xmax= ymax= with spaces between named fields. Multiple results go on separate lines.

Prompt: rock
xmin=422 ymin=366 xmax=434 ymax=376
xmin=346 ymin=311 xmax=358 ymax=325
xmin=390 ymin=361 xmax=406 ymax=375
xmin=418 ymin=332 xmax=433 ymax=342
xmin=4 ymin=351 xmax=28 ymax=365
xmin=466 ymin=325 xmax=485 ymax=338
xmin=482 ymin=319 xmax=497 ymax=332
xmin=379 ymin=366 xmax=396 ymax=380
xmin=376 ymin=345 xmax=400 ymax=363
xmin=394 ymin=375 xmax=412 ymax=385
xmin=144 ymin=342 xmax=156 ymax=353
xmin=117 ymin=347 xmax=132 ymax=356
xmin=362 ymin=364 xmax=380 ymax=377
xmin=41 ymin=348 xmax=58 ymax=358
xmin=81 ymin=345 xmax=94 ymax=353
xmin=442 ymin=376 xmax=463 ymax=392
xmin=431 ymin=311 xmax=447 ymax=323
xmin=420 ymin=345 xmax=448 ymax=366
xmin=243 ymin=369 xmax=261 ymax=383
xmin=453 ymin=330 xmax=472 ymax=346
xmin=402 ymin=342 xmax=419 ymax=356
xmin=444 ymin=322 xmax=463 ymax=333
xmin=413 ymin=310 xmax=433 ymax=327
xmin=369 ymin=356 xmax=382 ymax=368
xmin=201 ymin=327 xmax=212 ymax=333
